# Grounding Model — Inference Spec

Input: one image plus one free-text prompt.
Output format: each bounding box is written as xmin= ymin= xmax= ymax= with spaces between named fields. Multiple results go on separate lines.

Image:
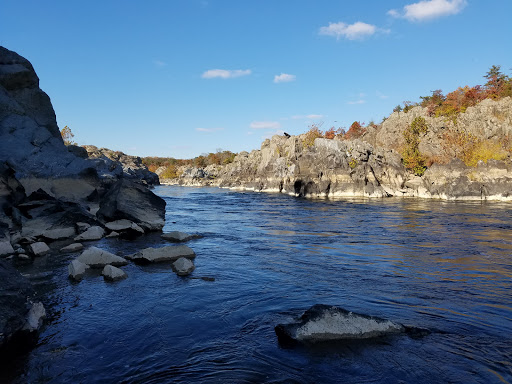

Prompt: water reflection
xmin=4 ymin=186 xmax=512 ymax=383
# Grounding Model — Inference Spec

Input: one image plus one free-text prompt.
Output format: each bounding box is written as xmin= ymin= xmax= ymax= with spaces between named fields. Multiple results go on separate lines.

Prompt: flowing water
xmin=4 ymin=186 xmax=512 ymax=383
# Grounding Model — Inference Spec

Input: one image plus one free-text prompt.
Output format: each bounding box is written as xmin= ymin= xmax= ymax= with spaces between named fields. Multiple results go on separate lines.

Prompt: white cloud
xmin=250 ymin=121 xmax=282 ymax=130
xmin=274 ymin=73 xmax=296 ymax=83
xmin=389 ymin=0 xmax=467 ymax=22
xmin=319 ymin=21 xmax=377 ymax=40
xmin=195 ymin=127 xmax=225 ymax=133
xmin=348 ymin=100 xmax=366 ymax=105
xmin=201 ymin=69 xmax=252 ymax=79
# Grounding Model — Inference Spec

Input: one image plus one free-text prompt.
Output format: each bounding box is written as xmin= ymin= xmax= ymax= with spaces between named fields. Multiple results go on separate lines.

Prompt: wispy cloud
xmin=250 ymin=121 xmax=281 ymax=130
xmin=274 ymin=73 xmax=296 ymax=83
xmin=291 ymin=114 xmax=324 ymax=120
xmin=319 ymin=21 xmax=378 ymax=40
xmin=348 ymin=100 xmax=366 ymax=105
xmin=388 ymin=0 xmax=467 ymax=22
xmin=376 ymin=91 xmax=389 ymax=100
xmin=195 ymin=127 xmax=225 ymax=133
xmin=201 ymin=69 xmax=252 ymax=79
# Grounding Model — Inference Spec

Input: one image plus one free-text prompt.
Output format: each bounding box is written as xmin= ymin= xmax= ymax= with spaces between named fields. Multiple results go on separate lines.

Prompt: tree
xmin=402 ymin=117 xmax=428 ymax=176
xmin=60 ymin=126 xmax=75 ymax=145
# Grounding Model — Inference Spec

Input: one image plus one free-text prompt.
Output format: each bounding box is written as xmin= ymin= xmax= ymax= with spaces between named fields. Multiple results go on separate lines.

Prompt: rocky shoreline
xmin=0 ymin=46 xmax=198 ymax=354
xmin=163 ymin=97 xmax=512 ymax=201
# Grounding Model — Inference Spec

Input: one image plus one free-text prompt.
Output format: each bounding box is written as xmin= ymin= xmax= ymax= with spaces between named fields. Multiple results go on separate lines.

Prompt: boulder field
xmin=0 ymin=46 xmax=166 ymax=351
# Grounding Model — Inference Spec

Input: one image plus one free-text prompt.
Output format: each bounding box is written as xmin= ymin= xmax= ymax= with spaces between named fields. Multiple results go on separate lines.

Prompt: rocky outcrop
xmin=83 ymin=145 xmax=159 ymax=186
xmin=167 ymin=97 xmax=512 ymax=200
xmin=275 ymin=304 xmax=428 ymax=345
xmin=161 ymin=231 xmax=202 ymax=243
xmin=97 ymin=179 xmax=166 ymax=231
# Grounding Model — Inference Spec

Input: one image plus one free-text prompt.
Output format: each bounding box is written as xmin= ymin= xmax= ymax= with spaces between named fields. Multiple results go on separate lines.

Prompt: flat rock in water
xmin=60 ymin=243 xmax=84 ymax=253
xmin=127 ymin=245 xmax=196 ymax=264
xmin=161 ymin=231 xmax=202 ymax=242
xmin=68 ymin=259 xmax=89 ymax=281
xmin=102 ymin=265 xmax=127 ymax=281
xmin=74 ymin=226 xmax=105 ymax=241
xmin=42 ymin=227 xmax=76 ymax=241
xmin=173 ymin=257 xmax=195 ymax=276
xmin=275 ymin=304 xmax=411 ymax=345
xmin=29 ymin=242 xmax=50 ymax=256
xmin=0 ymin=241 xmax=15 ymax=257
xmin=77 ymin=246 xmax=128 ymax=268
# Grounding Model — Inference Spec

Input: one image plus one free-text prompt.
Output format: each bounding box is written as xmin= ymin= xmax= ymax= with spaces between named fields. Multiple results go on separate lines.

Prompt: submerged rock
xmin=127 ymin=245 xmax=196 ymax=264
xmin=172 ymin=257 xmax=195 ymax=276
xmin=76 ymin=246 xmax=128 ymax=268
xmin=101 ymin=265 xmax=127 ymax=281
xmin=161 ymin=231 xmax=202 ymax=243
xmin=275 ymin=304 xmax=427 ymax=345
xmin=0 ymin=241 xmax=14 ymax=257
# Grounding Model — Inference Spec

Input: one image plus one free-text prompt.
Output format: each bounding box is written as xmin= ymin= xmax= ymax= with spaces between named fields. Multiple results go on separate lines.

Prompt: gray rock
xmin=42 ymin=227 xmax=76 ymax=241
xmin=76 ymin=246 xmax=128 ymax=268
xmin=127 ymin=245 xmax=196 ymax=264
xmin=105 ymin=231 xmax=120 ymax=238
xmin=60 ymin=243 xmax=84 ymax=253
xmin=28 ymin=241 xmax=50 ymax=256
xmin=161 ymin=231 xmax=202 ymax=243
xmin=76 ymin=222 xmax=91 ymax=232
xmin=22 ymin=302 xmax=46 ymax=332
xmin=68 ymin=259 xmax=89 ymax=281
xmin=102 ymin=264 xmax=127 ymax=281
xmin=16 ymin=254 xmax=32 ymax=263
xmin=97 ymin=179 xmax=166 ymax=232
xmin=0 ymin=241 xmax=14 ymax=257
xmin=173 ymin=257 xmax=195 ymax=276
xmin=275 ymin=305 xmax=425 ymax=345
xmin=74 ymin=226 xmax=105 ymax=241
xmin=105 ymin=219 xmax=145 ymax=239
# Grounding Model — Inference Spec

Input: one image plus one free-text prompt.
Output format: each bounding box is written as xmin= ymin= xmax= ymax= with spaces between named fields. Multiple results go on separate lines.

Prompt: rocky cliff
xmin=167 ymin=97 xmax=512 ymax=201
xmin=0 ymin=46 xmax=165 ymax=351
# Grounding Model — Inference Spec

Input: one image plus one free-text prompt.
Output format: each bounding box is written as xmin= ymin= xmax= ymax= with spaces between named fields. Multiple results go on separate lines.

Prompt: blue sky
xmin=1 ymin=0 xmax=511 ymax=158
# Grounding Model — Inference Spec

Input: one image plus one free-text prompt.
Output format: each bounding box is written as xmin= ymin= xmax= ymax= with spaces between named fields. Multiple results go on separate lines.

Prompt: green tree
xmin=402 ymin=117 xmax=428 ymax=176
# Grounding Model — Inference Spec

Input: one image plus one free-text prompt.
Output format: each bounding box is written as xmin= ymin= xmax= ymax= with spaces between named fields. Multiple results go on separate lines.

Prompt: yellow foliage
xmin=465 ymin=140 xmax=508 ymax=167
xmin=160 ymin=165 xmax=180 ymax=179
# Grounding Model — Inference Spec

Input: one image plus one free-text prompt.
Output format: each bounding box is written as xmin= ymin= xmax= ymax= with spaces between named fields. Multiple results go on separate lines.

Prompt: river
xmin=4 ymin=186 xmax=512 ymax=383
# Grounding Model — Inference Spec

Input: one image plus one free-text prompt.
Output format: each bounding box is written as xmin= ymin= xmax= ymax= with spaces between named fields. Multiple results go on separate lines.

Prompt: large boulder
xmin=74 ymin=226 xmax=105 ymax=241
xmin=275 ymin=304 xmax=428 ymax=345
xmin=76 ymin=246 xmax=128 ymax=268
xmin=0 ymin=260 xmax=45 ymax=349
xmin=97 ymin=179 xmax=166 ymax=231
xmin=127 ymin=245 xmax=195 ymax=264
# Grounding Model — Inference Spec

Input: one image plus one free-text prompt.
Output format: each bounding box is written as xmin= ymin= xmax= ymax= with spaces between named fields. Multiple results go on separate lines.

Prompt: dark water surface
xmin=5 ymin=186 xmax=512 ymax=383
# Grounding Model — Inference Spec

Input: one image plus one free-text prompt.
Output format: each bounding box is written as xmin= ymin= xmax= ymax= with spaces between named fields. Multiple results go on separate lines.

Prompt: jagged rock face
xmin=83 ymin=145 xmax=159 ymax=185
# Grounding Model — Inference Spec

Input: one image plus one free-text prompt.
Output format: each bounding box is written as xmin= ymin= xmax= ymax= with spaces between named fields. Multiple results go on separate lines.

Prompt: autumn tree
xmin=345 ymin=121 xmax=366 ymax=140
xmin=60 ymin=126 xmax=75 ymax=145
